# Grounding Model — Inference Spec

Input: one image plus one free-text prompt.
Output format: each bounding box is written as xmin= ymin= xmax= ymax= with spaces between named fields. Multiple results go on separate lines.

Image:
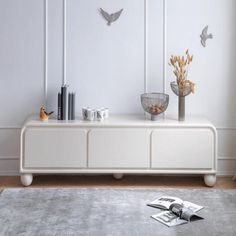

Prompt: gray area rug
xmin=0 ymin=188 xmax=236 ymax=236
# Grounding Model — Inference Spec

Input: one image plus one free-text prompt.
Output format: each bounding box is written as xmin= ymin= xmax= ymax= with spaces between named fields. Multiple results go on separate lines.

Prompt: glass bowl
xmin=170 ymin=81 xmax=192 ymax=97
xmin=141 ymin=93 xmax=169 ymax=121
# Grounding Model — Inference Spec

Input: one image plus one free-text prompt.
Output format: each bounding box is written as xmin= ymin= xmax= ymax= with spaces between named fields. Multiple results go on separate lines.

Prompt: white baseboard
xmin=217 ymin=157 xmax=236 ymax=176
xmin=0 ymin=157 xmax=235 ymax=177
xmin=0 ymin=158 xmax=19 ymax=176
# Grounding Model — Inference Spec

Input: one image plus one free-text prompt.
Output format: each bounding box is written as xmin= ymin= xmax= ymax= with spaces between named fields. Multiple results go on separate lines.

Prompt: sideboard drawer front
xmin=88 ymin=129 xmax=150 ymax=168
xmin=151 ymin=128 xmax=214 ymax=169
xmin=24 ymin=128 xmax=87 ymax=168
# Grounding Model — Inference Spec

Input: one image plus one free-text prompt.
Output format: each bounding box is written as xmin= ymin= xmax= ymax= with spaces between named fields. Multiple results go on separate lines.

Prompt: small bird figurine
xmin=39 ymin=106 xmax=54 ymax=121
xmin=100 ymin=8 xmax=123 ymax=26
xmin=200 ymin=25 xmax=213 ymax=47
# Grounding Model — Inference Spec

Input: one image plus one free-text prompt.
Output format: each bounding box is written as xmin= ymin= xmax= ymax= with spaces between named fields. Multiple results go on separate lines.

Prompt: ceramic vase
xmin=170 ymin=81 xmax=192 ymax=121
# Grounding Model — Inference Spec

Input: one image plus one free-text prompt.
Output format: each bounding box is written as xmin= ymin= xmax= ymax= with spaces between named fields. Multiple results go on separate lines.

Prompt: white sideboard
xmin=20 ymin=115 xmax=217 ymax=187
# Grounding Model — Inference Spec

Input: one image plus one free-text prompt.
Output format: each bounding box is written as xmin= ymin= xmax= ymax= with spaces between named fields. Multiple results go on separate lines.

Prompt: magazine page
xmin=180 ymin=207 xmax=204 ymax=221
xmin=151 ymin=211 xmax=188 ymax=227
xmin=147 ymin=196 xmax=183 ymax=210
xmin=169 ymin=203 xmax=183 ymax=217
xmin=183 ymin=201 xmax=203 ymax=212
xmin=169 ymin=203 xmax=204 ymax=222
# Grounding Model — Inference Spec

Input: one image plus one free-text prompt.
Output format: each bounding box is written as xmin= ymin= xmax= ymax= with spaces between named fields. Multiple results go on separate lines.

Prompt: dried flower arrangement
xmin=169 ymin=49 xmax=195 ymax=94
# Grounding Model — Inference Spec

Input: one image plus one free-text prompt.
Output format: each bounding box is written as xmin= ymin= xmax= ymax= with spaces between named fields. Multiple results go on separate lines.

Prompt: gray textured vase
xmin=170 ymin=82 xmax=192 ymax=121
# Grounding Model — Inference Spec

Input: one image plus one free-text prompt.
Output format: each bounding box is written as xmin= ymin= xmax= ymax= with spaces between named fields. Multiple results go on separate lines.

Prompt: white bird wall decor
xmin=200 ymin=25 xmax=213 ymax=47
xmin=100 ymin=8 xmax=123 ymax=26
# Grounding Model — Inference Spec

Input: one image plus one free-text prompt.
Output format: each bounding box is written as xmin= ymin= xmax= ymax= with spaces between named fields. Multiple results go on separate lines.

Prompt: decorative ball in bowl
xmin=141 ymin=93 xmax=169 ymax=121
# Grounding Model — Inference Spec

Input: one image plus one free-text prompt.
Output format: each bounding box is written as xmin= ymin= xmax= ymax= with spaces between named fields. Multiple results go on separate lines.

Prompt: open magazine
xmin=147 ymin=196 xmax=204 ymax=227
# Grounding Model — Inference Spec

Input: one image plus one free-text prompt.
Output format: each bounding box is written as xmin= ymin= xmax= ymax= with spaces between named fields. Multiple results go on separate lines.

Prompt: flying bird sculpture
xmin=100 ymin=8 xmax=123 ymax=26
xmin=200 ymin=25 xmax=213 ymax=47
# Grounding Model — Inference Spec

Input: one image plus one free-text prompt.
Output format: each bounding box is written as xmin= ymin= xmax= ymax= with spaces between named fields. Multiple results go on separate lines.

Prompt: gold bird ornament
xmin=39 ymin=106 xmax=54 ymax=121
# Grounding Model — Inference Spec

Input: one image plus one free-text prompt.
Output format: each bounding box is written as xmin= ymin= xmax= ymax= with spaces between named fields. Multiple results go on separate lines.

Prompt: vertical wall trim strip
xmin=163 ymin=0 xmax=166 ymax=94
xmin=63 ymin=0 xmax=67 ymax=85
xmin=44 ymin=0 xmax=48 ymax=107
xmin=144 ymin=0 xmax=147 ymax=93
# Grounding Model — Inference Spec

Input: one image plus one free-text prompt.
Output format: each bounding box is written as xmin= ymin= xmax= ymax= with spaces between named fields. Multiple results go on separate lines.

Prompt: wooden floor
xmin=0 ymin=175 xmax=236 ymax=190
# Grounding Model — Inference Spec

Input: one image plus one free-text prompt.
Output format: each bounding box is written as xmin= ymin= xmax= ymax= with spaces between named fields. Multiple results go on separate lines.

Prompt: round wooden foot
xmin=21 ymin=174 xmax=33 ymax=186
xmin=204 ymin=174 xmax=216 ymax=187
xmin=113 ymin=173 xmax=124 ymax=180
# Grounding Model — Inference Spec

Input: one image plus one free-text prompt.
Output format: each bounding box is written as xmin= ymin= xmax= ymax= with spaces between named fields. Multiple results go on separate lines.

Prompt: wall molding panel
xmin=0 ymin=159 xmax=19 ymax=176
xmin=162 ymin=0 xmax=167 ymax=94
xmin=144 ymin=0 xmax=147 ymax=92
xmin=0 ymin=127 xmax=21 ymax=129
xmin=44 ymin=0 xmax=48 ymax=106
xmin=63 ymin=0 xmax=67 ymax=85
xmin=0 ymin=156 xmax=19 ymax=160
xmin=0 ymin=0 xmax=235 ymax=176
xmin=0 ymin=0 xmax=45 ymax=127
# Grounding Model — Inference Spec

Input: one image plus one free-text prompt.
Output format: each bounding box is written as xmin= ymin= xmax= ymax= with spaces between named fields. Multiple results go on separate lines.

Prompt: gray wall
xmin=0 ymin=0 xmax=235 ymax=175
